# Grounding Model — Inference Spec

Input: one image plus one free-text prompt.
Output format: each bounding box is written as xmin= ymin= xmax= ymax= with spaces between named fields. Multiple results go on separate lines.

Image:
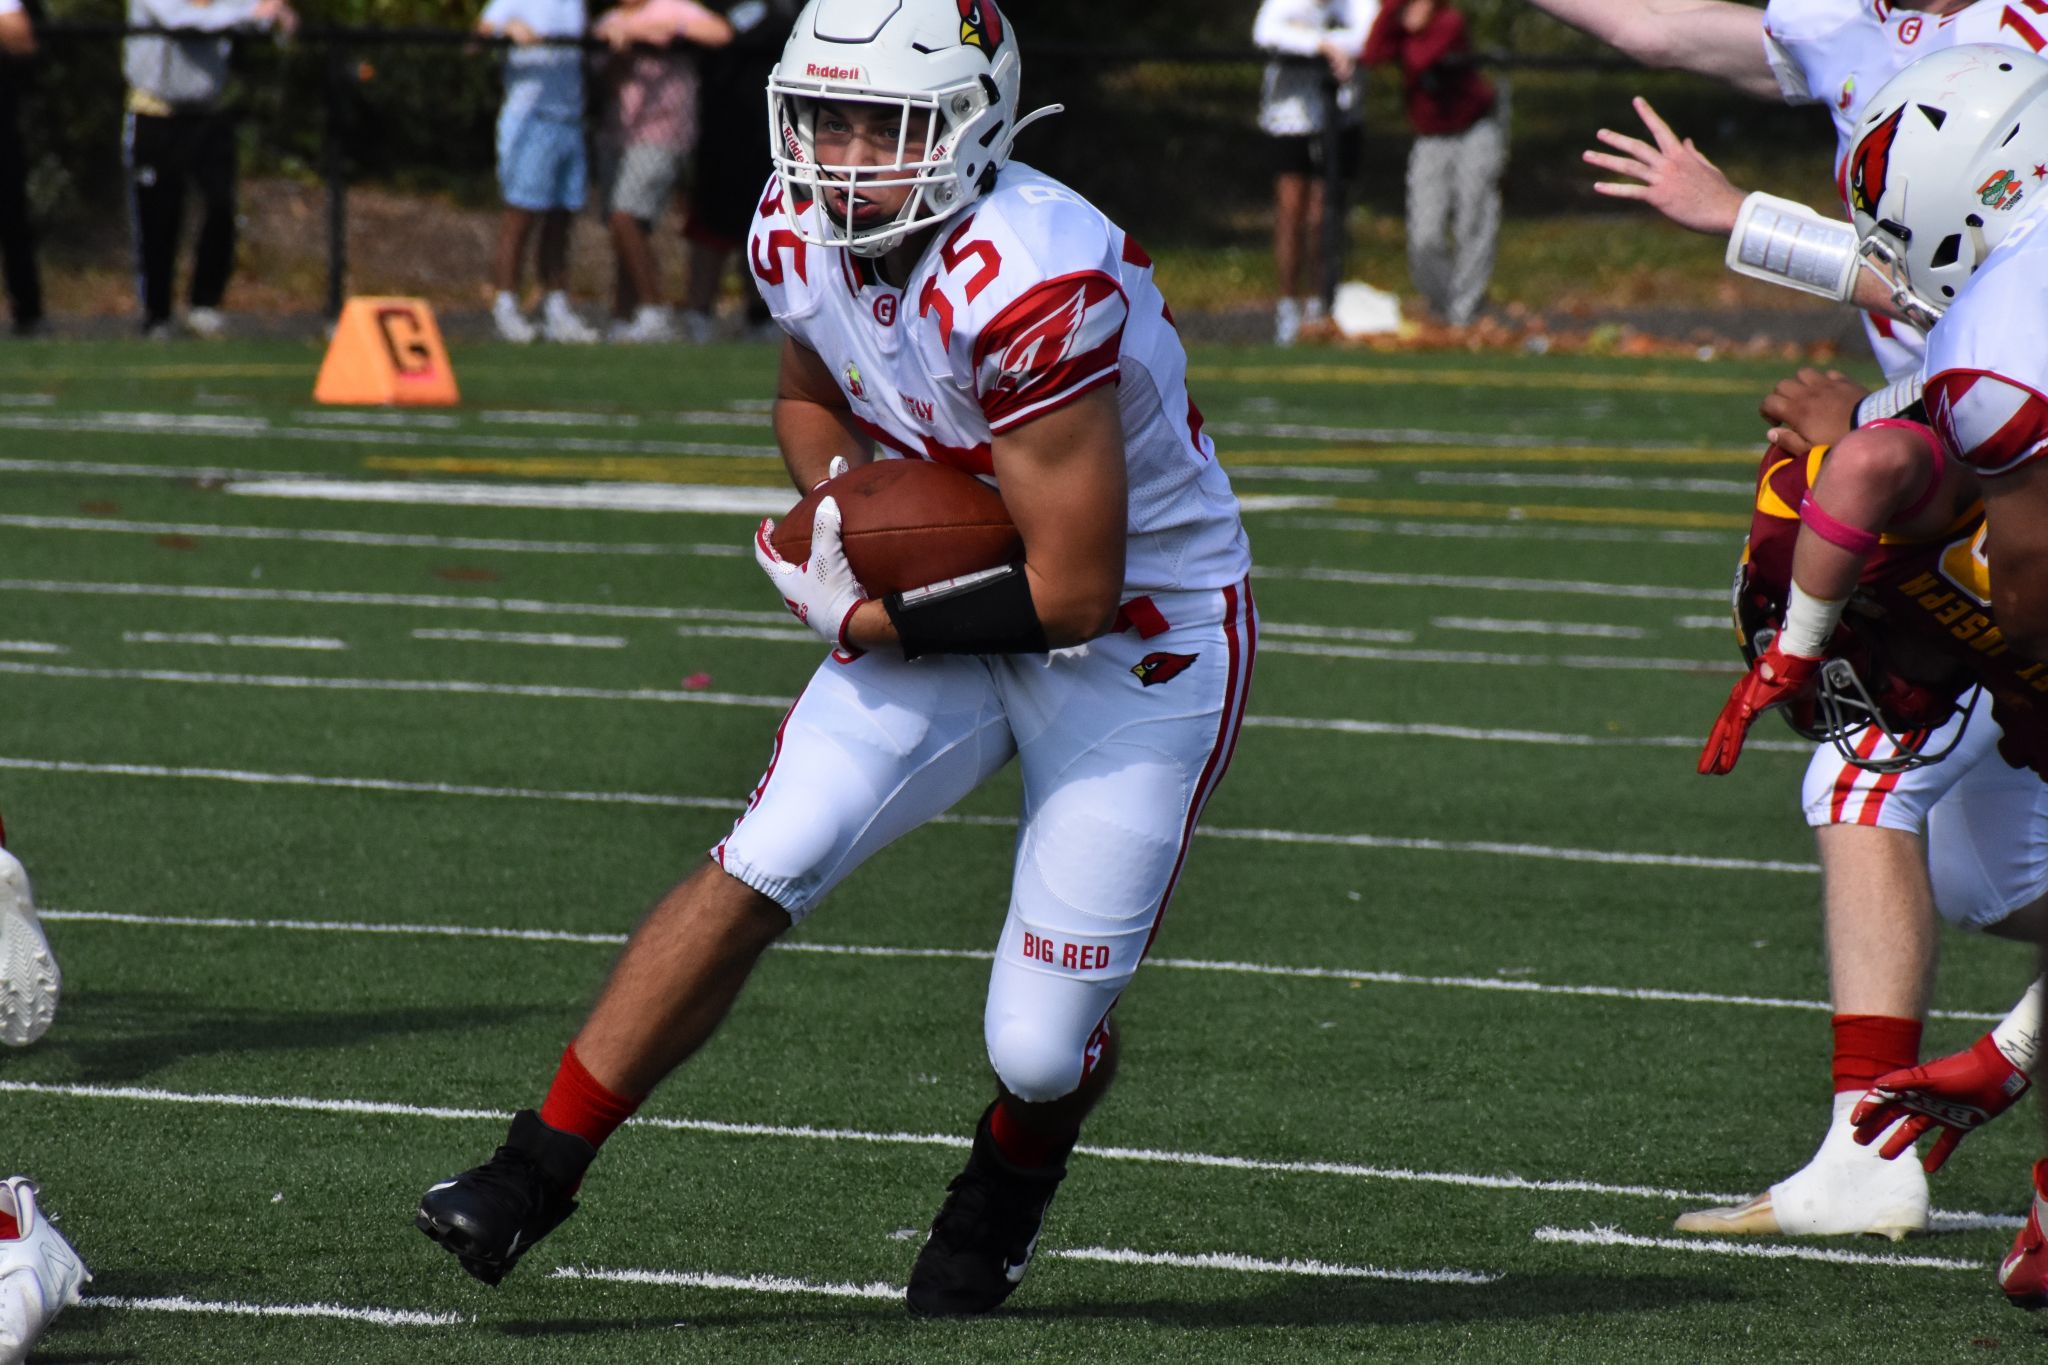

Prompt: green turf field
xmin=2 ymin=337 xmax=2042 ymax=1362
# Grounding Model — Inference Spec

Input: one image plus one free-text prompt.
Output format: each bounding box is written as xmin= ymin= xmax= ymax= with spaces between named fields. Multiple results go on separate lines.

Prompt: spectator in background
xmin=0 ymin=0 xmax=39 ymax=337
xmin=678 ymin=0 xmax=799 ymax=343
xmin=123 ymin=0 xmax=295 ymax=339
xmin=1254 ymin=0 xmax=1373 ymax=347
xmin=592 ymin=0 xmax=730 ymax=343
xmin=479 ymin=0 xmax=599 ymax=344
xmin=1363 ymin=0 xmax=1503 ymax=327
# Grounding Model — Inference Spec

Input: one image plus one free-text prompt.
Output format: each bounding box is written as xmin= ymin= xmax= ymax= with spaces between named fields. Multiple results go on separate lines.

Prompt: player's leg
xmin=907 ymin=582 xmax=1256 ymax=1316
xmin=1679 ymin=707 xmax=1996 ymax=1238
xmin=1272 ymin=158 xmax=1309 ymax=345
xmin=187 ymin=110 xmax=238 ymax=318
xmin=124 ymin=111 xmax=182 ymax=335
xmin=417 ymin=651 xmax=1016 ymax=1285
xmin=537 ymin=124 xmax=598 ymax=345
xmin=1405 ymin=133 xmax=1454 ymax=322
xmin=1445 ymin=113 xmax=1505 ymax=327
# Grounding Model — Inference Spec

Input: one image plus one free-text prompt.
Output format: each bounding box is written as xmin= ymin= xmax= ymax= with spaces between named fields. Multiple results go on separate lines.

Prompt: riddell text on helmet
xmin=806 ymin=63 xmax=865 ymax=80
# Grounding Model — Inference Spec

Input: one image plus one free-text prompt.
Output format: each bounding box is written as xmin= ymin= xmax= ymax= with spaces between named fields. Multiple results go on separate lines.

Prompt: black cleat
xmin=906 ymin=1106 xmax=1069 ymax=1317
xmin=415 ymin=1109 xmax=594 ymax=1285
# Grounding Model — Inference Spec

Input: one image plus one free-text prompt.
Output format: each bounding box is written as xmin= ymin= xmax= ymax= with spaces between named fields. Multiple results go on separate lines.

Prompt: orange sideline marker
xmin=314 ymin=297 xmax=459 ymax=406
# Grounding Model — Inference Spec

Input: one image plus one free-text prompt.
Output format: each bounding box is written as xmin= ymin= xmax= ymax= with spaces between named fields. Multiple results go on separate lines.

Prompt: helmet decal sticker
xmin=957 ymin=0 xmax=1003 ymax=54
xmin=1849 ymin=104 xmax=1907 ymax=218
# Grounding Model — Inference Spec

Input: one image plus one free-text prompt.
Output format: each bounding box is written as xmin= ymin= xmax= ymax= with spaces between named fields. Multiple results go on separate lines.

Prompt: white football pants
xmin=715 ymin=581 xmax=1256 ymax=1101
xmin=1802 ymin=691 xmax=2048 ymax=931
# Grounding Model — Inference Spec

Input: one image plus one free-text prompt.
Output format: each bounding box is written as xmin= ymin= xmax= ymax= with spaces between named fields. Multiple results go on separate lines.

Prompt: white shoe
xmin=1274 ymin=297 xmax=1301 ymax=347
xmin=1674 ymin=1092 xmax=1930 ymax=1240
xmin=541 ymin=296 xmax=599 ymax=345
xmin=679 ymin=309 xmax=717 ymax=345
xmin=183 ymin=306 xmax=228 ymax=339
xmin=612 ymin=305 xmax=678 ymax=344
xmin=492 ymin=297 xmax=537 ymax=345
xmin=0 ymin=1178 xmax=88 ymax=1362
xmin=0 ymin=848 xmax=57 ymax=1048
xmin=1302 ymin=296 xmax=1327 ymax=327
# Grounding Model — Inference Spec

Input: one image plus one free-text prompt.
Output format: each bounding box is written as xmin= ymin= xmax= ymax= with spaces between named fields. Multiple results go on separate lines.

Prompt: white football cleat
xmin=0 ymin=1178 xmax=89 ymax=1362
xmin=1675 ymin=1092 xmax=1929 ymax=1240
xmin=540 ymin=294 xmax=598 ymax=345
xmin=0 ymin=847 xmax=57 ymax=1048
xmin=182 ymin=306 xmax=229 ymax=339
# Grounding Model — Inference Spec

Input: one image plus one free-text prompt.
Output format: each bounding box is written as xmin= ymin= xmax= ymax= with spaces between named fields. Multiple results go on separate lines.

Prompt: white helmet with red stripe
xmin=766 ymin=0 xmax=1058 ymax=258
xmin=1845 ymin=45 xmax=2048 ymax=328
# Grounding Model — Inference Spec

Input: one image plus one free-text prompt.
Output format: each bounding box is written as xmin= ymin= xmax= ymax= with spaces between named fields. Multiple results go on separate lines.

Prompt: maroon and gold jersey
xmin=1738 ymin=442 xmax=2048 ymax=777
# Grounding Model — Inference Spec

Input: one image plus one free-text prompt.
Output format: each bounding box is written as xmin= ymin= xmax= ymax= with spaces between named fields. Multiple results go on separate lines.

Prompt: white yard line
xmin=0 ymin=1077 xmax=1749 ymax=1203
xmin=1271 ymin=567 xmax=1724 ymax=602
xmin=1204 ymin=419 xmax=1722 ymax=452
xmin=3 ymin=1075 xmax=2017 ymax=1228
xmin=1676 ymin=615 xmax=1734 ymax=631
xmin=549 ymin=1265 xmax=897 ymax=1299
xmin=77 ymin=1294 xmax=463 ymax=1327
xmin=123 ymin=631 xmax=348 ymax=651
xmin=35 ymin=905 xmax=2000 ymax=1023
xmin=292 ymin=410 xmax=461 ymax=429
xmin=0 ymin=456 xmax=297 ymax=481
xmin=1432 ymin=617 xmax=1650 ymax=641
xmin=0 ymin=754 xmax=1817 ymax=876
xmin=412 ymin=628 xmax=627 ymax=650
xmin=1415 ymin=471 xmax=1753 ymax=495
xmin=1531 ymin=1226 xmax=1982 ymax=1271
xmin=0 ymin=411 xmax=775 ymax=458
xmin=226 ymin=479 xmax=791 ymax=516
xmin=1047 ymin=1247 xmax=1500 ymax=1284
xmin=1243 ymin=715 xmax=1805 ymax=754
xmin=0 ymin=640 xmax=65 ymax=654
xmin=0 ymin=513 xmax=745 ymax=558
xmin=0 ymin=580 xmax=789 ymax=623
xmin=1260 ymin=641 xmax=1725 ymax=673
xmin=1271 ymin=516 xmax=1727 ymax=547
xmin=1257 ymin=622 xmax=1419 ymax=644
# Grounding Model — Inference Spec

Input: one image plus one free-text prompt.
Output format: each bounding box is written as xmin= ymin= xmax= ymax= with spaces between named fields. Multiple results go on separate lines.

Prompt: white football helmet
xmin=766 ymin=0 xmax=1059 ymax=257
xmin=1846 ymin=45 xmax=2048 ymax=329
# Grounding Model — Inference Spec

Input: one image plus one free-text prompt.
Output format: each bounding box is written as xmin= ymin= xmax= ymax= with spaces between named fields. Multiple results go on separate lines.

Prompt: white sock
xmin=495 ymin=291 xmax=520 ymax=312
xmin=544 ymin=290 xmax=571 ymax=312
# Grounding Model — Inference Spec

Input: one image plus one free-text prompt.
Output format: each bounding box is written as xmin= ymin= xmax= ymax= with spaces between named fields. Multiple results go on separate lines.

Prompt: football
xmin=770 ymin=458 xmax=1023 ymax=596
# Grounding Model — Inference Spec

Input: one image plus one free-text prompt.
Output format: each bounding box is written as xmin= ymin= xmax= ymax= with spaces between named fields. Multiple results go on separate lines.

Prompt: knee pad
xmin=985 ymin=1016 xmax=1085 ymax=1104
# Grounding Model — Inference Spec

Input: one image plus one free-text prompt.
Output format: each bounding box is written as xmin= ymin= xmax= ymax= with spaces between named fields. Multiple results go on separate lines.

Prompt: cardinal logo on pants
xmin=1131 ymin=651 xmax=1197 ymax=686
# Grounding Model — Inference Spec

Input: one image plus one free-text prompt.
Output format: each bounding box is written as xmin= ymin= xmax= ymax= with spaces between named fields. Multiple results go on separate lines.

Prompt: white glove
xmin=754 ymin=495 xmax=870 ymax=655
xmin=810 ymin=454 xmax=852 ymax=492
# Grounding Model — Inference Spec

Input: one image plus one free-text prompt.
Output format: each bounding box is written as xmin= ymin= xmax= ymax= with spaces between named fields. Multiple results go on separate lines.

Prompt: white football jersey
xmin=1762 ymin=0 xmax=2039 ymax=376
xmin=746 ymin=163 xmax=1252 ymax=596
xmin=1923 ymin=203 xmax=2048 ymax=476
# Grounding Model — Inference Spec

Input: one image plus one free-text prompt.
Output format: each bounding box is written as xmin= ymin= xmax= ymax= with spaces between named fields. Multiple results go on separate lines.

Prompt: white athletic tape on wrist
xmin=1779 ymin=582 xmax=1845 ymax=660
xmin=1726 ymin=192 xmax=1860 ymax=303
xmin=1992 ymin=978 xmax=2043 ymax=1075
xmin=1855 ymin=374 xmax=1926 ymax=427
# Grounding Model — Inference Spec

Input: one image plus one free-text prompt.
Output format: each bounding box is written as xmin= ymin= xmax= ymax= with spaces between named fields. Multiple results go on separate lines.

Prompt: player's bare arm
xmin=0 ymin=8 xmax=34 ymax=54
xmin=1980 ymin=463 xmax=2048 ymax=658
xmin=772 ymin=335 xmax=873 ymax=492
xmin=1701 ymin=420 xmax=1957 ymax=773
xmin=1521 ymin=0 xmax=1782 ymax=97
xmin=986 ymin=385 xmax=1128 ymax=646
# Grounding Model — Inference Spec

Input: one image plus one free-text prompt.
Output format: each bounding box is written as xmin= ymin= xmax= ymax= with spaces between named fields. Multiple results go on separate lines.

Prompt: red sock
xmin=988 ymin=1099 xmax=1073 ymax=1169
xmin=0 ymin=1210 xmax=16 ymax=1240
xmin=1832 ymin=1013 xmax=1922 ymax=1094
xmin=538 ymin=1044 xmax=640 ymax=1150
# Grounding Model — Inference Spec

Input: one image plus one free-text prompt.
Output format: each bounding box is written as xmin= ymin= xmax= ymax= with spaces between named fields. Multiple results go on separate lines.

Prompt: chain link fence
xmin=5 ymin=20 xmax=1836 ymax=341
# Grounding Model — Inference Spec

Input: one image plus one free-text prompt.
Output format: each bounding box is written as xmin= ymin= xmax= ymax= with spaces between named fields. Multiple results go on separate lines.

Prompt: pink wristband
xmin=1861 ymin=418 xmax=1949 ymax=521
xmin=1798 ymin=493 xmax=1881 ymax=555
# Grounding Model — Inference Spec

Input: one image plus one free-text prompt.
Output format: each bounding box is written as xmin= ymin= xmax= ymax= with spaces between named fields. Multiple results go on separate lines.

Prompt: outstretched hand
xmin=1584 ymin=96 xmax=1746 ymax=236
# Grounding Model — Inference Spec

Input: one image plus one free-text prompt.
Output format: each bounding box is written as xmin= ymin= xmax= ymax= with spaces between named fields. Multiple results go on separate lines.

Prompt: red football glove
xmin=1698 ymin=641 xmax=1823 ymax=775
xmin=1851 ymin=1033 xmax=2033 ymax=1173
